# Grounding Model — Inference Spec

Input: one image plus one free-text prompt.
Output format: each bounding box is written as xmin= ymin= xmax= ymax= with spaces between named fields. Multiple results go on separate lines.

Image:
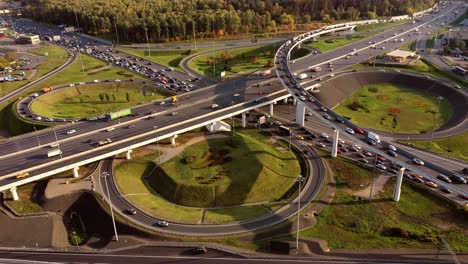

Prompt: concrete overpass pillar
xmin=10 ymin=187 xmax=19 ymax=201
xmin=241 ymin=113 xmax=247 ymax=128
xmin=269 ymin=104 xmax=274 ymax=116
xmin=295 ymin=101 xmax=306 ymax=127
xmin=208 ymin=123 xmax=215 ymax=132
xmin=126 ymin=149 xmax=133 ymax=160
xmin=283 ymin=98 xmax=288 ymax=104
xmin=393 ymin=167 xmax=405 ymax=202
xmin=171 ymin=135 xmax=178 ymax=145
xmin=293 ymin=98 xmax=297 ymax=106
xmin=331 ymin=129 xmax=339 ymax=158
xmin=72 ymin=167 xmax=79 ymax=178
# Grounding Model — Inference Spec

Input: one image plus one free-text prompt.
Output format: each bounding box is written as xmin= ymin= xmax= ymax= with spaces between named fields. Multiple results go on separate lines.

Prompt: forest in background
xmin=20 ymin=0 xmax=436 ymax=43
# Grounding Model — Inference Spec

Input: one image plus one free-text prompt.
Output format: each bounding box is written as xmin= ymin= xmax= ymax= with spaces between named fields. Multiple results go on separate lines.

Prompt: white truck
xmin=47 ymin=149 xmax=63 ymax=158
xmin=367 ymin=132 xmax=381 ymax=143
xmin=298 ymin=73 xmax=308 ymax=80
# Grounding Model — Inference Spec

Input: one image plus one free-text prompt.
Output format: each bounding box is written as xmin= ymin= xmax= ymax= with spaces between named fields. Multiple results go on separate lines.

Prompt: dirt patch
xmin=194 ymin=148 xmax=232 ymax=168
xmin=353 ymin=174 xmax=392 ymax=199
xmin=415 ymin=101 xmax=429 ymax=108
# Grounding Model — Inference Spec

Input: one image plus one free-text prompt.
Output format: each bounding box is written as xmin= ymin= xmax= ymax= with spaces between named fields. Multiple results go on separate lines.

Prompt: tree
xmin=105 ymin=93 xmax=110 ymax=102
xmin=126 ymin=92 xmax=130 ymax=103
xmin=112 ymin=94 xmax=116 ymax=102
xmin=99 ymin=93 xmax=104 ymax=102
xmin=322 ymin=14 xmax=332 ymax=24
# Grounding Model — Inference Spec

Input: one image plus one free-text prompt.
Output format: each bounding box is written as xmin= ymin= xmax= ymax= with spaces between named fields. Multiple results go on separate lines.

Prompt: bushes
xmin=382 ymin=227 xmax=439 ymax=244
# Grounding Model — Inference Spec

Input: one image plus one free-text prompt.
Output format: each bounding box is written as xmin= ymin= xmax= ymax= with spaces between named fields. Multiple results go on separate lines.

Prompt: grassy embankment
xmin=299 ymin=153 xmax=468 ymax=251
xmin=333 ymin=83 xmax=453 ymax=134
xmin=114 ymin=129 xmax=301 ymax=224
xmin=30 ymin=82 xmax=171 ymax=119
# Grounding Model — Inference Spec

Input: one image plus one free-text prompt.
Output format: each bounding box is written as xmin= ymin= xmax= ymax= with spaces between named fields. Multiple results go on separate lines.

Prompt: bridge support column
xmin=72 ymin=167 xmax=79 ymax=178
xmin=10 ymin=187 xmax=19 ymax=201
xmin=293 ymin=98 xmax=297 ymax=106
xmin=283 ymin=98 xmax=288 ymax=104
xmin=269 ymin=104 xmax=274 ymax=116
xmin=125 ymin=150 xmax=133 ymax=160
xmin=171 ymin=135 xmax=178 ymax=145
xmin=295 ymin=101 xmax=306 ymax=127
xmin=331 ymin=129 xmax=339 ymax=158
xmin=241 ymin=113 xmax=247 ymax=128
xmin=393 ymin=167 xmax=405 ymax=202
xmin=208 ymin=123 xmax=215 ymax=132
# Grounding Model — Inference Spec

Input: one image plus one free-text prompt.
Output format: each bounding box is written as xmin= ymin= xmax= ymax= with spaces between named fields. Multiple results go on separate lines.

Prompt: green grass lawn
xmin=306 ymin=33 xmax=372 ymax=53
xmin=334 ymin=83 xmax=453 ymax=134
xmin=0 ymin=44 xmax=69 ymax=97
xmin=426 ymin=28 xmax=447 ymax=50
xmin=29 ymin=82 xmax=171 ymax=118
xmin=203 ymin=205 xmax=271 ymax=224
xmin=116 ymin=48 xmax=208 ymax=72
xmin=400 ymin=131 xmax=468 ymax=161
xmin=188 ymin=45 xmax=277 ymax=78
xmin=301 ymin=154 xmax=468 ymax=251
xmin=400 ymin=40 xmax=417 ymax=51
xmin=29 ymin=53 xmax=147 ymax=90
xmin=4 ymin=181 xmax=45 ymax=214
xmin=152 ymin=129 xmax=300 ymax=207
xmin=354 ymin=21 xmax=406 ymax=32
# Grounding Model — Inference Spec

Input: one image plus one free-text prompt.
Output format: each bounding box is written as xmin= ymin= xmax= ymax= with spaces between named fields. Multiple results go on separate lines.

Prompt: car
xmin=354 ymin=127 xmax=364 ymax=134
xmin=340 ymin=147 xmax=349 ymax=153
xmin=413 ymin=177 xmax=424 ymax=184
xmin=336 ymin=117 xmax=345 ymax=123
xmin=367 ymin=138 xmax=376 ymax=146
xmin=66 ymin=129 xmax=76 ymax=135
xmin=387 ymin=145 xmax=397 ymax=151
xmin=356 ymin=152 xmax=366 ymax=158
xmin=454 ymin=85 xmax=461 ymax=89
xmin=234 ymin=93 xmax=240 ymax=97
xmin=426 ymin=181 xmax=438 ymax=188
xmin=437 ymin=174 xmax=452 ymax=183
xmin=126 ymin=208 xmax=137 ymax=215
xmin=323 ymin=114 xmax=331 ymax=120
xmin=403 ymin=173 xmax=413 ymax=180
xmin=299 ymin=96 xmax=306 ymax=101
xmin=450 ymin=174 xmax=467 ymax=184
xmin=440 ymin=187 xmax=452 ymax=194
xmin=316 ymin=142 xmax=326 ymax=148
xmin=412 ymin=158 xmax=425 ymax=166
xmin=320 ymin=133 xmax=329 ymax=139
xmin=295 ymin=135 xmax=304 ymax=140
xmin=458 ymin=194 xmax=468 ymax=200
xmin=351 ymin=146 xmax=360 ymax=153
xmin=320 ymin=106 xmax=327 ymax=112
xmin=359 ymin=158 xmax=369 ymax=164
xmin=362 ymin=151 xmax=372 ymax=157
xmin=16 ymin=172 xmax=30 ymax=179
xmin=308 ymin=96 xmax=315 ymax=102
xmin=171 ymin=112 xmax=179 ymax=116
xmin=387 ymin=150 xmax=398 ymax=157
xmin=192 ymin=246 xmax=207 ymax=254
xmin=376 ymin=155 xmax=385 ymax=162
xmin=345 ymin=128 xmax=355 ymax=134
xmin=156 ymin=220 xmax=169 ymax=227
xmin=388 ymin=168 xmax=398 ymax=174
xmin=376 ymin=164 xmax=386 ymax=170
xmin=337 ymin=150 xmax=343 ymax=154
xmin=106 ymin=127 xmax=115 ymax=132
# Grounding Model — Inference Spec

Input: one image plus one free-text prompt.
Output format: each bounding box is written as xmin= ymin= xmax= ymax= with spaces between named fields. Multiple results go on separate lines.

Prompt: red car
xmin=337 ymin=150 xmax=343 ymax=155
xmin=354 ymin=127 xmax=365 ymax=134
xmin=458 ymin=194 xmax=468 ymax=200
xmin=376 ymin=155 xmax=385 ymax=162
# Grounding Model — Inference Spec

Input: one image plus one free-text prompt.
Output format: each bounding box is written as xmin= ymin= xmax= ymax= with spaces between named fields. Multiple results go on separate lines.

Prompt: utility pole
xmin=296 ymin=175 xmax=304 ymax=254
xmin=144 ymin=25 xmax=151 ymax=57
xmin=113 ymin=17 xmax=120 ymax=45
xmin=154 ymin=126 xmax=161 ymax=165
xmin=369 ymin=153 xmax=378 ymax=201
xmin=429 ymin=96 xmax=443 ymax=150
xmin=231 ymin=101 xmax=235 ymax=136
xmin=101 ymin=172 xmax=119 ymax=241
xmin=33 ymin=126 xmax=41 ymax=147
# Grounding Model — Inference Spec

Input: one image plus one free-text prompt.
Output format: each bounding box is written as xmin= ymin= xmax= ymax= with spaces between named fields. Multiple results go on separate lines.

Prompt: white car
xmin=114 ymin=79 xmax=121 ymax=82
xmin=66 ymin=129 xmax=76 ymax=135
xmin=345 ymin=128 xmax=355 ymax=134
xmin=157 ymin=220 xmax=169 ymax=227
xmin=387 ymin=145 xmax=397 ymax=151
xmin=299 ymin=96 xmax=306 ymax=101
xmin=234 ymin=93 xmax=240 ymax=97
xmin=376 ymin=164 xmax=387 ymax=170
xmin=413 ymin=158 xmax=425 ymax=166
xmin=454 ymin=85 xmax=461 ymax=89
xmin=106 ymin=127 xmax=115 ymax=132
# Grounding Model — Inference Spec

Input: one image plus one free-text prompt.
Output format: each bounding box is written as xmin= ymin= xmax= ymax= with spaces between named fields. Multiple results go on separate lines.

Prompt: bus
xmin=278 ymin=125 xmax=291 ymax=136
xmin=452 ymin=66 xmax=467 ymax=76
xmin=105 ymin=109 xmax=132 ymax=121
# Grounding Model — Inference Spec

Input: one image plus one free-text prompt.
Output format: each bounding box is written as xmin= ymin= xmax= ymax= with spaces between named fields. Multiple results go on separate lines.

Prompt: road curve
xmin=99 ymin=135 xmax=325 ymax=236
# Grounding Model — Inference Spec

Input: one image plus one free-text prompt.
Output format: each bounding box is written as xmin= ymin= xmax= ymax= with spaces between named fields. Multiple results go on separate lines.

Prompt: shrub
xmin=368 ymin=87 xmax=379 ymax=93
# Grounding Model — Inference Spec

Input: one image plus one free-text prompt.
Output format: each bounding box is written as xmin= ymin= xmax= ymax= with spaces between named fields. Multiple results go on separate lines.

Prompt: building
xmin=15 ymin=34 xmax=40 ymax=45
xmin=386 ymin=49 xmax=418 ymax=62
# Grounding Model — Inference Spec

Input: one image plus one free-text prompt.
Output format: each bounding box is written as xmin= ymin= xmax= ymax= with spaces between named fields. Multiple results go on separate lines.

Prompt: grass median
xmin=300 ymin=153 xmax=468 ymax=250
xmin=334 ymin=83 xmax=453 ymax=134
xmin=399 ymin=131 xmax=468 ymax=162
xmin=29 ymin=82 xmax=171 ymax=118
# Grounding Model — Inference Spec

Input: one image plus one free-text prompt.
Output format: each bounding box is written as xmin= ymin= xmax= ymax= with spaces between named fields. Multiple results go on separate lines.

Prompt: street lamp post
xmin=296 ymin=175 xmax=304 ymax=254
xmin=52 ymin=127 xmax=62 ymax=159
xmin=288 ymin=98 xmax=292 ymax=151
xmin=429 ymin=96 xmax=443 ymax=150
xmin=101 ymin=172 xmax=119 ymax=241
xmin=154 ymin=126 xmax=161 ymax=165
xmin=231 ymin=101 xmax=235 ymax=136
xmin=144 ymin=25 xmax=151 ymax=57
xmin=33 ymin=126 xmax=41 ymax=147
xmin=369 ymin=153 xmax=378 ymax=201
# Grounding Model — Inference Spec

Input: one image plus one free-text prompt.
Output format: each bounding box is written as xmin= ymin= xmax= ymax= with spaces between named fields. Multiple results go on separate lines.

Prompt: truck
xmin=104 ymin=109 xmax=132 ymax=121
xmin=298 ymin=73 xmax=308 ymax=80
xmin=42 ymin=86 xmax=53 ymax=93
xmin=52 ymin=35 xmax=61 ymax=41
xmin=47 ymin=149 xmax=63 ymax=158
xmin=97 ymin=138 xmax=112 ymax=146
xmin=367 ymin=132 xmax=381 ymax=143
xmin=211 ymin=104 xmax=219 ymax=109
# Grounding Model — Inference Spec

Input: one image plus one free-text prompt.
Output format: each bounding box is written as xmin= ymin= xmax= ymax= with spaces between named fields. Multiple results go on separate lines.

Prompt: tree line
xmin=20 ymin=0 xmax=436 ymax=43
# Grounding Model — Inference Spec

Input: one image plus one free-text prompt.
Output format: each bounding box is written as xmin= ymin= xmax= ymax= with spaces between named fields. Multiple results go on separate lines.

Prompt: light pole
xmin=33 ymin=126 xmax=41 ymax=146
xmin=153 ymin=126 xmax=161 ymax=165
xmin=113 ymin=17 xmax=120 ymax=45
xmin=101 ymin=172 xmax=119 ymax=241
xmin=296 ymin=175 xmax=304 ymax=254
xmin=52 ymin=127 xmax=62 ymax=159
xmin=288 ymin=98 xmax=292 ymax=151
xmin=144 ymin=25 xmax=151 ymax=57
xmin=369 ymin=153 xmax=378 ymax=201
xmin=231 ymin=101 xmax=235 ymax=136
xmin=429 ymin=96 xmax=443 ymax=150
